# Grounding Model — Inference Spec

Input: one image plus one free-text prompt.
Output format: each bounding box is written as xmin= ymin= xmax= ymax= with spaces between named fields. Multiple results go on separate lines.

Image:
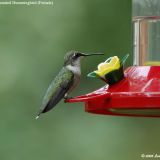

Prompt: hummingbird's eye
xmin=73 ymin=53 xmax=79 ymax=59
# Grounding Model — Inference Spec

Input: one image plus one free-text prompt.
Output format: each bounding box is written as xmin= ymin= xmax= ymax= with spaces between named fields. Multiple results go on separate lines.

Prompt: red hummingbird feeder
xmin=67 ymin=1 xmax=160 ymax=117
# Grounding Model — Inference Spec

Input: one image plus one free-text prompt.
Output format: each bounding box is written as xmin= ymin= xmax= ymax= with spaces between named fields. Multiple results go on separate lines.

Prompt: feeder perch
xmin=67 ymin=0 xmax=160 ymax=117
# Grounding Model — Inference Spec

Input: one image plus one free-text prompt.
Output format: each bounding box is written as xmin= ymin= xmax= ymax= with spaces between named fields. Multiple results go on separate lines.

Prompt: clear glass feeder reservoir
xmin=133 ymin=16 xmax=160 ymax=66
xmin=67 ymin=0 xmax=160 ymax=117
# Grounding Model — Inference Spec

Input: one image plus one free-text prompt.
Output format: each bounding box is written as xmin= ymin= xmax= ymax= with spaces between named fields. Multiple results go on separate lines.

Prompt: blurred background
xmin=0 ymin=0 xmax=160 ymax=160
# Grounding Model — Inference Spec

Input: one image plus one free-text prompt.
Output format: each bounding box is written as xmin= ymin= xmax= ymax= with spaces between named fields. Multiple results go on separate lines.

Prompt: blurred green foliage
xmin=0 ymin=0 xmax=160 ymax=160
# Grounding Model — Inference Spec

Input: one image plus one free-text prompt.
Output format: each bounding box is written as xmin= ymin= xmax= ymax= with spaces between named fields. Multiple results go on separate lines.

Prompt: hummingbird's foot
xmin=64 ymin=98 xmax=73 ymax=103
xmin=64 ymin=93 xmax=68 ymax=99
xmin=64 ymin=95 xmax=73 ymax=103
xmin=64 ymin=94 xmax=68 ymax=103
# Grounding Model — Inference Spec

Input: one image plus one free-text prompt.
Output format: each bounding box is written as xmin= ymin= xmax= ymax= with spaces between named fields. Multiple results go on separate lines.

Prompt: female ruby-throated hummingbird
xmin=36 ymin=51 xmax=104 ymax=119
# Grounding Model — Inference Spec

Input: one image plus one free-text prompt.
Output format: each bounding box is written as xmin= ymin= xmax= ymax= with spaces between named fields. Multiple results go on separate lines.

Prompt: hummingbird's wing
xmin=38 ymin=67 xmax=74 ymax=115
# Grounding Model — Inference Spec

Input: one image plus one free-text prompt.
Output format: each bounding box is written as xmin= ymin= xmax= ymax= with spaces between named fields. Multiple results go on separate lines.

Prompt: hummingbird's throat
xmin=66 ymin=65 xmax=81 ymax=75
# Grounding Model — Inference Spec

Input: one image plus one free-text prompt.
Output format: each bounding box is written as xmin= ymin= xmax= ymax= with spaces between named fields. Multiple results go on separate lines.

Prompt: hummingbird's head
xmin=64 ymin=50 xmax=104 ymax=67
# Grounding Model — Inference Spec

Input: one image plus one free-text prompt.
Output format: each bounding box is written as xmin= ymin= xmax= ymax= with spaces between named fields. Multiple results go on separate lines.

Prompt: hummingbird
xmin=36 ymin=51 xmax=104 ymax=119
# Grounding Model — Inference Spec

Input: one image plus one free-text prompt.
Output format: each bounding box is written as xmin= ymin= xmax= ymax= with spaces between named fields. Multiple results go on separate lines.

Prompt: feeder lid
xmin=67 ymin=66 xmax=160 ymax=117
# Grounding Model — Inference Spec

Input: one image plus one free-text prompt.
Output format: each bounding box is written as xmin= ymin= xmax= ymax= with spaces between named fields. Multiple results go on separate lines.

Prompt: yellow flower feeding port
xmin=95 ymin=56 xmax=120 ymax=77
xmin=87 ymin=54 xmax=129 ymax=85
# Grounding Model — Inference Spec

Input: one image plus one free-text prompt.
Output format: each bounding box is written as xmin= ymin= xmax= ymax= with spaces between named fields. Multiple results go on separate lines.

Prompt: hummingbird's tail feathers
xmin=35 ymin=111 xmax=42 ymax=120
xmin=35 ymin=115 xmax=40 ymax=120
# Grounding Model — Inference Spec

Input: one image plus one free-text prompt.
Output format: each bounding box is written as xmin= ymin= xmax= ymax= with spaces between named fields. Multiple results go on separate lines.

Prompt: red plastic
xmin=67 ymin=66 xmax=160 ymax=117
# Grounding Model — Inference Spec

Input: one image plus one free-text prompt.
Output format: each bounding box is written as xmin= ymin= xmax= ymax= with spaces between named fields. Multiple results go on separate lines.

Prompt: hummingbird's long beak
xmin=79 ymin=52 xmax=104 ymax=57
